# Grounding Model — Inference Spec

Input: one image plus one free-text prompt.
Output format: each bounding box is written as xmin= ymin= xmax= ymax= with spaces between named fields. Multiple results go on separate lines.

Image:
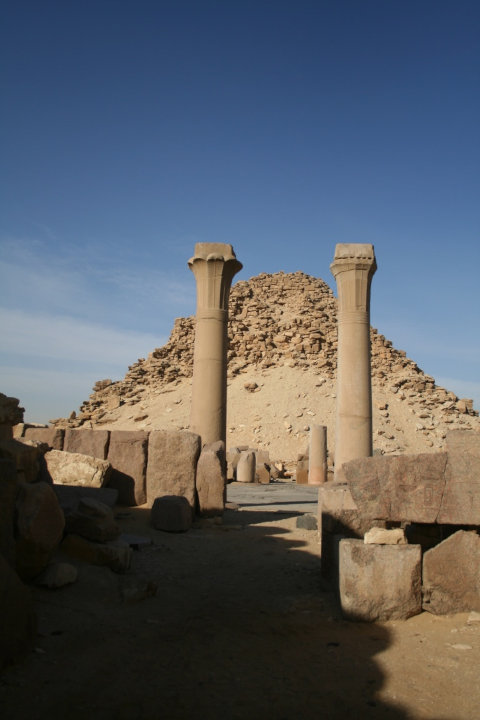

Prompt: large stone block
xmin=0 ymin=459 xmax=17 ymax=567
xmin=24 ymin=427 xmax=64 ymax=450
xmin=146 ymin=430 xmax=201 ymax=510
xmin=196 ymin=441 xmax=226 ymax=516
xmin=64 ymin=428 xmax=109 ymax=459
xmin=45 ymin=449 xmax=112 ymax=488
xmin=339 ymin=539 xmax=422 ymax=621
xmin=15 ymin=481 xmax=65 ymax=580
xmin=0 ymin=553 xmax=36 ymax=670
xmin=438 ymin=433 xmax=480 ymax=525
xmin=65 ymin=497 xmax=120 ymax=542
xmin=344 ymin=453 xmax=448 ymax=523
xmin=53 ymin=484 xmax=118 ymax=516
xmin=0 ymin=438 xmax=42 ymax=483
xmin=151 ymin=495 xmax=192 ymax=532
xmin=423 ymin=530 xmax=480 ymax=614
xmin=107 ymin=430 xmax=149 ymax=506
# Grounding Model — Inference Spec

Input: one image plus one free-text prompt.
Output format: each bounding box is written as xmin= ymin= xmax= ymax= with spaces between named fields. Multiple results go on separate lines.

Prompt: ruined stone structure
xmin=52 ymin=271 xmax=479 ymax=464
xmin=188 ymin=243 xmax=242 ymax=446
xmin=308 ymin=424 xmax=327 ymax=485
xmin=331 ymin=244 xmax=377 ymax=474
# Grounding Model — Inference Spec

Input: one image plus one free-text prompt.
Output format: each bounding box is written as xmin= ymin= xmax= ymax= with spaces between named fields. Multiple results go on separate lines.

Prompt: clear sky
xmin=1 ymin=0 xmax=479 ymax=422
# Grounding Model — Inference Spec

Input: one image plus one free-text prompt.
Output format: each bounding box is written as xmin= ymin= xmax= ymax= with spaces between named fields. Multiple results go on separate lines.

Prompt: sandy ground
xmin=1 ymin=483 xmax=479 ymax=720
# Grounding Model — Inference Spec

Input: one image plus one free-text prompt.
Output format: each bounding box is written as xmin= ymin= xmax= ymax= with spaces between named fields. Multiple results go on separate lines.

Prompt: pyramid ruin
xmin=53 ymin=271 xmax=479 ymax=465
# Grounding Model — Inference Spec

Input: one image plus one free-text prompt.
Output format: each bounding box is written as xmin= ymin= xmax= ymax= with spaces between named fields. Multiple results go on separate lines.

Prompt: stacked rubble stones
xmin=52 ymin=272 xmax=479 ymax=455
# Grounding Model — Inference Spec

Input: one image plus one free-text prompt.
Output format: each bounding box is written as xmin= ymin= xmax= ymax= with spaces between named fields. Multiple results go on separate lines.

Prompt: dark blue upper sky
xmin=1 ymin=0 xmax=479 ymax=419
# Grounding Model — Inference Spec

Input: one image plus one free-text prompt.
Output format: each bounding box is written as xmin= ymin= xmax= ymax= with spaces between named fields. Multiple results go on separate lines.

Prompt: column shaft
xmin=189 ymin=244 xmax=242 ymax=446
xmin=331 ymin=244 xmax=377 ymax=475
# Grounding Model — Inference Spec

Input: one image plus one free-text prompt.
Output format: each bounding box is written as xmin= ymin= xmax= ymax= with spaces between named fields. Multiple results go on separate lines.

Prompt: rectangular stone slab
xmin=146 ymin=430 xmax=201 ymax=511
xmin=64 ymin=429 xmax=109 ymax=459
xmin=344 ymin=453 xmax=448 ymax=523
xmin=107 ymin=430 xmax=149 ymax=507
xmin=437 ymin=449 xmax=480 ymax=525
xmin=339 ymin=539 xmax=422 ymax=621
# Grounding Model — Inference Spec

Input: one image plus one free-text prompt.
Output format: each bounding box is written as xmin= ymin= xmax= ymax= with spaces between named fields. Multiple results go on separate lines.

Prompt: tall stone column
xmin=188 ymin=243 xmax=242 ymax=446
xmin=330 ymin=244 xmax=377 ymax=476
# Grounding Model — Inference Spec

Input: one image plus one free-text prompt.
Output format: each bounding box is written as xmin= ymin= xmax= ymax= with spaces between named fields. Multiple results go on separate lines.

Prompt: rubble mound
xmin=52 ymin=271 xmax=479 ymax=463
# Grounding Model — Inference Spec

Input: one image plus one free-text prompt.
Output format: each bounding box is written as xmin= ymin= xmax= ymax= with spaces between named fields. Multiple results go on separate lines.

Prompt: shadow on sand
xmin=0 ymin=504 xmax=412 ymax=720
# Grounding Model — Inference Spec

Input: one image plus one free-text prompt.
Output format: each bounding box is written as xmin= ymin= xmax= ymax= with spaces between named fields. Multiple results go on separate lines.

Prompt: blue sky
xmin=1 ymin=0 xmax=479 ymax=421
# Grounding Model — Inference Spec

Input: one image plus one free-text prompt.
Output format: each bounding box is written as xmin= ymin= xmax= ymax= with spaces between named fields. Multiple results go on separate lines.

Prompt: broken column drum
xmin=188 ymin=243 xmax=242 ymax=446
xmin=308 ymin=424 xmax=327 ymax=485
xmin=330 ymin=244 xmax=377 ymax=474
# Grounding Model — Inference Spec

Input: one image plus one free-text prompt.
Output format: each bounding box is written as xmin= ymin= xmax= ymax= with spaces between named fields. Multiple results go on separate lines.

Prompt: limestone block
xmin=344 ymin=453 xmax=448 ymax=522
xmin=65 ymin=497 xmax=120 ymax=542
xmin=61 ymin=535 xmax=132 ymax=573
xmin=24 ymin=427 xmax=64 ymax=450
xmin=438 ymin=434 xmax=480 ymax=525
xmin=0 ymin=553 xmax=36 ymax=670
xmin=423 ymin=530 xmax=480 ymax=614
xmin=45 ymin=449 xmax=112 ymax=488
xmin=106 ymin=430 xmax=149 ymax=506
xmin=146 ymin=430 xmax=201 ymax=510
xmin=64 ymin=428 xmax=109 ymax=459
xmin=364 ymin=527 xmax=406 ymax=545
xmin=339 ymin=539 xmax=422 ymax=621
xmin=151 ymin=495 xmax=192 ymax=532
xmin=0 ymin=459 xmax=17 ymax=567
xmin=15 ymin=481 xmax=65 ymax=580
xmin=236 ymin=450 xmax=256 ymax=483
xmin=196 ymin=441 xmax=226 ymax=516
xmin=445 ymin=429 xmax=480 ymax=456
xmin=296 ymin=455 xmax=309 ymax=484
xmin=0 ymin=438 xmax=42 ymax=483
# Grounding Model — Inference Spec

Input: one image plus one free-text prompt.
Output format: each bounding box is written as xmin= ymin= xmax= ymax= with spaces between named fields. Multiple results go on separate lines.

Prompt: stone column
xmin=308 ymin=424 xmax=327 ymax=485
xmin=188 ymin=243 xmax=242 ymax=446
xmin=330 ymin=244 xmax=377 ymax=476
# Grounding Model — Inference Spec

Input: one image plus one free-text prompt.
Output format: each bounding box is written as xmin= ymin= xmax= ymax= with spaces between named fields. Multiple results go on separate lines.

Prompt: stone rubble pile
xmin=50 ymin=272 xmax=478 ymax=459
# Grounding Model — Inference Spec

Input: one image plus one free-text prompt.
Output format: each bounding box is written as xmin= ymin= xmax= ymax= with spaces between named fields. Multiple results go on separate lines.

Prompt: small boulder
xmin=151 ymin=495 xmax=192 ymax=533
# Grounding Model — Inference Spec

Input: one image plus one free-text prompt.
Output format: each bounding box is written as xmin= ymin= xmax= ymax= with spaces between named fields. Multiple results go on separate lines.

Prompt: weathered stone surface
xmin=236 ymin=450 xmax=256 ymax=484
xmin=423 ymin=530 xmax=480 ymax=614
xmin=61 ymin=535 xmax=132 ymax=573
xmin=53 ymin=484 xmax=118 ymax=515
xmin=107 ymin=430 xmax=148 ymax=506
xmin=24 ymin=427 xmax=64 ymax=450
xmin=146 ymin=430 xmax=200 ymax=510
xmin=438 ymin=433 xmax=480 ymax=525
xmin=45 ymin=449 xmax=112 ymax=488
xmin=64 ymin=428 xmax=109 ymax=459
xmin=0 ymin=438 xmax=42 ymax=483
xmin=0 ymin=553 xmax=36 ymax=669
xmin=364 ymin=527 xmax=406 ymax=545
xmin=445 ymin=429 xmax=480 ymax=456
xmin=0 ymin=459 xmax=17 ymax=567
xmin=345 ymin=453 xmax=448 ymax=522
xmin=256 ymin=461 xmax=271 ymax=484
xmin=339 ymin=539 xmax=422 ymax=621
xmin=296 ymin=456 xmax=309 ymax=485
xmin=151 ymin=495 xmax=193 ymax=532
xmin=0 ymin=392 xmax=24 ymax=427
xmin=196 ymin=441 xmax=226 ymax=516
xmin=65 ymin=497 xmax=120 ymax=542
xmin=15 ymin=481 xmax=65 ymax=579
xmin=36 ymin=561 xmax=78 ymax=588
